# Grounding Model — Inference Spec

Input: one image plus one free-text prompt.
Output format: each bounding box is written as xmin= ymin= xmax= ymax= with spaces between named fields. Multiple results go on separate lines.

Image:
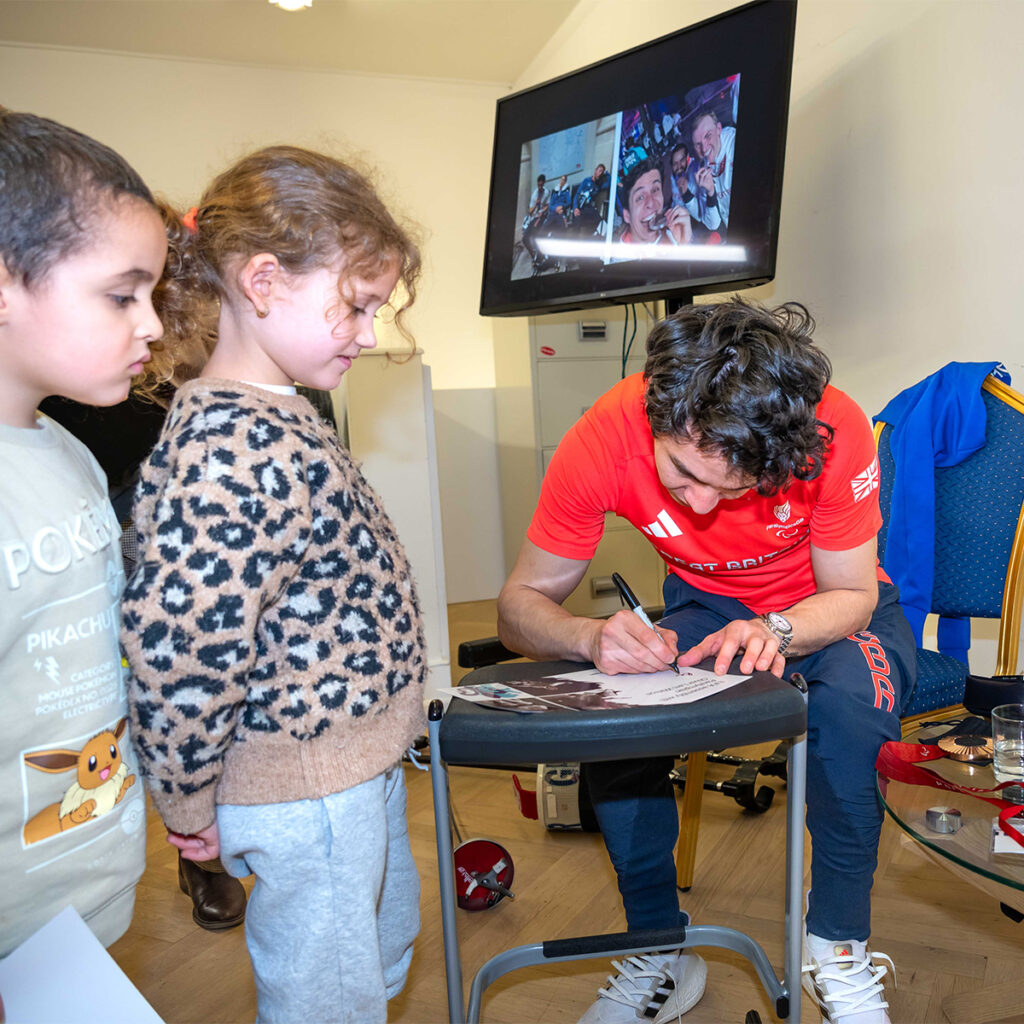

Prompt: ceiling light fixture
xmin=269 ymin=0 xmax=312 ymax=11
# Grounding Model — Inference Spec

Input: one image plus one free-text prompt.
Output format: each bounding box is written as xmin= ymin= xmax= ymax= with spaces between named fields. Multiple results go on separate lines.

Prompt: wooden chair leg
xmin=676 ymin=751 xmax=706 ymax=891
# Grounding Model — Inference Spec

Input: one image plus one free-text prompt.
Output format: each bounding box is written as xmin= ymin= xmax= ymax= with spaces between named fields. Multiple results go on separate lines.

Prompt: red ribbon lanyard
xmin=876 ymin=741 xmax=1024 ymax=849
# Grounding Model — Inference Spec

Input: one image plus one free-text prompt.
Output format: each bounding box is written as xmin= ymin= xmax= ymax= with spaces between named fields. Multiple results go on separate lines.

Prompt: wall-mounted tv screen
xmin=479 ymin=0 xmax=797 ymax=317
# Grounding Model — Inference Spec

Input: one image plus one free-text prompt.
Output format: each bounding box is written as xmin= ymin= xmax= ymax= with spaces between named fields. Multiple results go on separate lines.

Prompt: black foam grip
xmin=542 ymin=927 xmax=686 ymax=959
xmin=457 ymin=637 xmax=519 ymax=668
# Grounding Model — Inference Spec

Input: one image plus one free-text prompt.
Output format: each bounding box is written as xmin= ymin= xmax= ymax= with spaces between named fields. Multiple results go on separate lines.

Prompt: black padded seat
xmin=440 ymin=661 xmax=807 ymax=766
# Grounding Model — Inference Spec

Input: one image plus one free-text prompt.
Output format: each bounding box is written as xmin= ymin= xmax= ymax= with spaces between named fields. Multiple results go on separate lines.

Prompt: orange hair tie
xmin=182 ymin=206 xmax=199 ymax=235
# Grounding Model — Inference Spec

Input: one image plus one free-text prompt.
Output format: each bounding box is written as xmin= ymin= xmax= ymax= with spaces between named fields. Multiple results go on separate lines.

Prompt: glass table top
xmin=876 ymin=718 xmax=1024 ymax=892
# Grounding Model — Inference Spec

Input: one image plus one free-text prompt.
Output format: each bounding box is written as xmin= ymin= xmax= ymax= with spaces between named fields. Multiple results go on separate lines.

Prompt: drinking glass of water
xmin=992 ymin=703 xmax=1024 ymax=784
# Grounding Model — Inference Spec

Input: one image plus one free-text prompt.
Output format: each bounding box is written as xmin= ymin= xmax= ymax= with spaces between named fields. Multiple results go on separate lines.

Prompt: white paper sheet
xmin=0 ymin=905 xmax=163 ymax=1024
xmin=550 ymin=666 xmax=748 ymax=705
xmin=441 ymin=665 xmax=748 ymax=713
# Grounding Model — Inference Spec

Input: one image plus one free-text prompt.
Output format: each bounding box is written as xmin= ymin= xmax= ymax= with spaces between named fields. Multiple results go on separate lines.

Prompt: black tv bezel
xmin=479 ymin=0 xmax=797 ymax=318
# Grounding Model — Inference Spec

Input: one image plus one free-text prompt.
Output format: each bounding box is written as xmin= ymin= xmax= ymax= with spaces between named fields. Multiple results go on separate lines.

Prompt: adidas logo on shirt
xmin=641 ymin=508 xmax=683 ymax=538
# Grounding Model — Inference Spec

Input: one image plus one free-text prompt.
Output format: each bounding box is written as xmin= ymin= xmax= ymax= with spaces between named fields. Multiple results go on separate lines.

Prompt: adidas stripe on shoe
xmin=577 ymin=951 xmax=707 ymax=1024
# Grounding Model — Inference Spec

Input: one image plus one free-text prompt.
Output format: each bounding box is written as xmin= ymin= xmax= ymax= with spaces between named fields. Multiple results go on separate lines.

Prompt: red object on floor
xmin=453 ymin=839 xmax=515 ymax=911
xmin=512 ymin=773 xmax=538 ymax=819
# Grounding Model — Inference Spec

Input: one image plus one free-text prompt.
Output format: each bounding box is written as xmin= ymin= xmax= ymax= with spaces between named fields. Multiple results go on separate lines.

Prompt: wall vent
xmin=578 ymin=320 xmax=607 ymax=341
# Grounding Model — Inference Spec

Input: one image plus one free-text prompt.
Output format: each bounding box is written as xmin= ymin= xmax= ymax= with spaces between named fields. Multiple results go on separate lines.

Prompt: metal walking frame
xmin=428 ymin=661 xmax=809 ymax=1023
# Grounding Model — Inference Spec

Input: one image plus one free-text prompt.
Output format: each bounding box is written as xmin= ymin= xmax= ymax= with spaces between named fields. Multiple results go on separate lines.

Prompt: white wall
xmin=508 ymin=0 xmax=1024 ymax=671
xmin=0 ymin=42 xmax=509 ymax=602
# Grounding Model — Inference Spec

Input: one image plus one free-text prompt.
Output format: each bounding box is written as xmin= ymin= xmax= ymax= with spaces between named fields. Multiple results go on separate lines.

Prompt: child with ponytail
xmin=121 ymin=146 xmax=426 ymax=1023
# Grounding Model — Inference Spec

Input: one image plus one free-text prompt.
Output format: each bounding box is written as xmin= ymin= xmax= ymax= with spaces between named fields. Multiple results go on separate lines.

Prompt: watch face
xmin=766 ymin=612 xmax=792 ymax=633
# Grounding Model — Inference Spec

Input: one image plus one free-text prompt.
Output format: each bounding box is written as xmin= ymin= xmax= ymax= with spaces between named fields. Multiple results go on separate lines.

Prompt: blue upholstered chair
xmin=874 ymin=374 xmax=1024 ymax=720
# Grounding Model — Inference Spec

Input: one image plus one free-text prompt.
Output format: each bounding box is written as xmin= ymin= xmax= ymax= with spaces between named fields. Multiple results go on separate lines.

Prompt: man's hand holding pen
xmin=584 ymin=609 xmax=681 ymax=676
xmin=588 ymin=571 xmax=682 ymax=676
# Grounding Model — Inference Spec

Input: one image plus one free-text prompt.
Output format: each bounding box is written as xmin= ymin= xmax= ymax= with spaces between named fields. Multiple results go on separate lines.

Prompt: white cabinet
xmin=493 ymin=308 xmax=666 ymax=617
xmin=333 ymin=350 xmax=450 ymax=701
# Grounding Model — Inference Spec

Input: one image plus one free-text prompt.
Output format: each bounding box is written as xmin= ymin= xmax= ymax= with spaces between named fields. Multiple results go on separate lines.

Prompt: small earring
xmin=256 ymin=306 xmax=270 ymax=319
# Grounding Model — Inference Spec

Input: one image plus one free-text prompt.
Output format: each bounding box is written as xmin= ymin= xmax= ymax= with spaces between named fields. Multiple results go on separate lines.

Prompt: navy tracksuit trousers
xmin=584 ymin=577 xmax=916 ymax=942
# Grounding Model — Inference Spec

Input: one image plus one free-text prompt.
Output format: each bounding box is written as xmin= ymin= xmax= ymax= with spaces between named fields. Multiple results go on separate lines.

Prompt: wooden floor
xmin=109 ymin=599 xmax=1024 ymax=1024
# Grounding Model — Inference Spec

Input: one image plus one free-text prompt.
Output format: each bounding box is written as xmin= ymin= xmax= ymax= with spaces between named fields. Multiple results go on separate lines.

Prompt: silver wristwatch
xmin=758 ymin=611 xmax=794 ymax=654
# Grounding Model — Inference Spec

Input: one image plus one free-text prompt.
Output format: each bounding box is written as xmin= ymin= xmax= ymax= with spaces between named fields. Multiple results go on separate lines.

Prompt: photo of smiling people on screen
xmin=616 ymin=151 xmax=692 ymax=246
xmin=614 ymin=74 xmax=739 ymax=251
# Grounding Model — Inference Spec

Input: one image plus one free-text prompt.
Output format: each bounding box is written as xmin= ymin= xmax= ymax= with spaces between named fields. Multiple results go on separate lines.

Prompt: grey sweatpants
xmin=218 ymin=764 xmax=419 ymax=1024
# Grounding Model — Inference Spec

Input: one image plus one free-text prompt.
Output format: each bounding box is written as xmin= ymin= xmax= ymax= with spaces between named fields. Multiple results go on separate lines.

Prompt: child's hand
xmin=167 ymin=822 xmax=221 ymax=862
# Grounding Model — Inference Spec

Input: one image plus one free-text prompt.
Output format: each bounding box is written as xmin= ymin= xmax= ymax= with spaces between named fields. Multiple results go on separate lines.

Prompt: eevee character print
xmin=22 ymin=717 xmax=136 ymax=844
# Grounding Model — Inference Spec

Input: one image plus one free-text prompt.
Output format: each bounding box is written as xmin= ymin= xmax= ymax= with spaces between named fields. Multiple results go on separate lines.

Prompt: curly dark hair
xmin=0 ymin=107 xmax=155 ymax=286
xmin=618 ymin=156 xmax=664 ymax=213
xmin=643 ymin=299 xmax=834 ymax=495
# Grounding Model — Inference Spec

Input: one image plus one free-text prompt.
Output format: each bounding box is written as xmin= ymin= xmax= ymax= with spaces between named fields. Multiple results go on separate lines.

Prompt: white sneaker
xmin=802 ymin=933 xmax=895 ymax=1024
xmin=577 ymin=951 xmax=707 ymax=1023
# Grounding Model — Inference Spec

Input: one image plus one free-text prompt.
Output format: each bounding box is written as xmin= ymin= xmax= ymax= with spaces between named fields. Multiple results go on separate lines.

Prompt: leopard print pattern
xmin=121 ymin=381 xmax=426 ymax=827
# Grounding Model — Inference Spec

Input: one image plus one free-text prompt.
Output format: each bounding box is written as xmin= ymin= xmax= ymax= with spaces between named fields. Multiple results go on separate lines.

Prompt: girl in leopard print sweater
xmin=121 ymin=147 xmax=425 ymax=1024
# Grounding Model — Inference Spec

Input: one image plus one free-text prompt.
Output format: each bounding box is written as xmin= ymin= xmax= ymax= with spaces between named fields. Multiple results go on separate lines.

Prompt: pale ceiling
xmin=0 ymin=0 xmax=578 ymax=84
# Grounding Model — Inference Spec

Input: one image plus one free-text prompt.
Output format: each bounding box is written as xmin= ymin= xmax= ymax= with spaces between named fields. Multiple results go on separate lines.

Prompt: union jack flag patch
xmin=851 ymin=458 xmax=880 ymax=502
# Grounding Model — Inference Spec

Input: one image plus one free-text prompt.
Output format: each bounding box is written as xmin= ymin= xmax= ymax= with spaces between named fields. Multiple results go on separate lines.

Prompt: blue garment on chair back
xmin=874 ymin=361 xmax=1006 ymax=656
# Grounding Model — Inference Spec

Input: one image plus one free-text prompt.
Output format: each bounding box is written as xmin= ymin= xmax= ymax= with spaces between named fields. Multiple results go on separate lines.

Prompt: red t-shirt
xmin=527 ymin=373 xmax=887 ymax=614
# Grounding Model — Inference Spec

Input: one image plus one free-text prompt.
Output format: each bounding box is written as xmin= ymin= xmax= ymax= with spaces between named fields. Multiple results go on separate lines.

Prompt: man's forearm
xmin=496 ymin=583 xmax=599 ymax=664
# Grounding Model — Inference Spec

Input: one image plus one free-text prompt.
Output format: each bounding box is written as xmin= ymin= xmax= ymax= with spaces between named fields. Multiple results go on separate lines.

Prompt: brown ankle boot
xmin=177 ymin=853 xmax=246 ymax=931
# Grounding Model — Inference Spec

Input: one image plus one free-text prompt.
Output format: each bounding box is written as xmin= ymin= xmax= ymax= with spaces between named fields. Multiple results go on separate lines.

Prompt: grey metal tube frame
xmin=428 ymin=688 xmax=807 ymax=1024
